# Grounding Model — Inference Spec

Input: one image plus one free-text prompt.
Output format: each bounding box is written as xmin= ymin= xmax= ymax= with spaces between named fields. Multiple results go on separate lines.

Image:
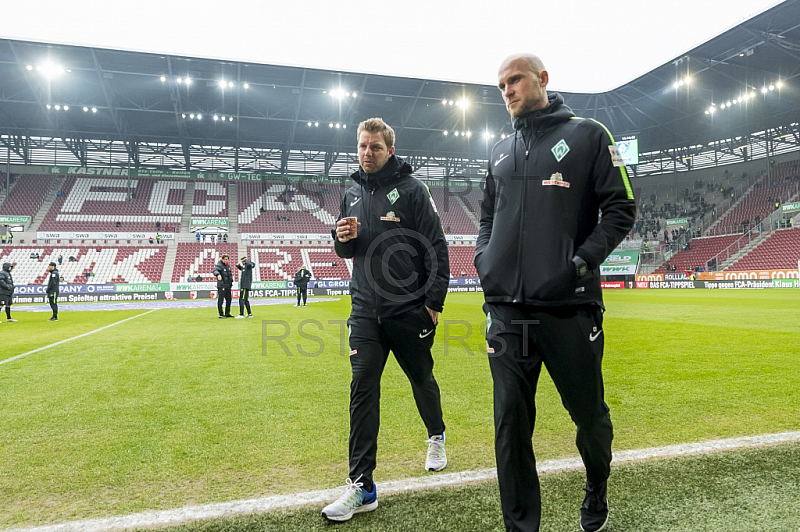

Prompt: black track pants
xmin=485 ymin=303 xmax=613 ymax=532
xmin=347 ymin=306 xmax=445 ymax=489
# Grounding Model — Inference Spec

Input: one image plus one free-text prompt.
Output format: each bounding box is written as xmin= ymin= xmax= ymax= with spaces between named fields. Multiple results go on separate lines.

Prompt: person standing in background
xmin=0 ymin=262 xmax=17 ymax=323
xmin=46 ymin=262 xmax=60 ymax=321
xmin=293 ymin=265 xmax=312 ymax=307
xmin=213 ymin=255 xmax=233 ymax=318
xmin=236 ymin=256 xmax=254 ymax=318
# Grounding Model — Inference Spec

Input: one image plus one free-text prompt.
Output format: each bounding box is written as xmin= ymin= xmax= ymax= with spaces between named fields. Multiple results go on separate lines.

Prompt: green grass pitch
xmin=0 ymin=289 xmax=798 ymax=529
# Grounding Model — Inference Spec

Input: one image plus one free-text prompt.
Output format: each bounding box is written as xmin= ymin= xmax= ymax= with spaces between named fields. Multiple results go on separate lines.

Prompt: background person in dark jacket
xmin=476 ymin=54 xmax=636 ymax=532
xmin=0 ymin=262 xmax=17 ymax=322
xmin=46 ymin=262 xmax=60 ymax=321
xmin=293 ymin=265 xmax=312 ymax=307
xmin=321 ymin=118 xmax=450 ymax=523
xmin=236 ymin=256 xmax=254 ymax=318
xmin=213 ymin=255 xmax=233 ymax=318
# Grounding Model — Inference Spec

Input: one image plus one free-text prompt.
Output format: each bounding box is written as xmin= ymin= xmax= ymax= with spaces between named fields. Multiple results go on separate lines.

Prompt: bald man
xmin=475 ymin=54 xmax=636 ymax=532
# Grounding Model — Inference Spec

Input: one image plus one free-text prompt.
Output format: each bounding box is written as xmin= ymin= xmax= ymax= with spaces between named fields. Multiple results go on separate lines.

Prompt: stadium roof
xmin=1 ymin=0 xmax=799 ymax=174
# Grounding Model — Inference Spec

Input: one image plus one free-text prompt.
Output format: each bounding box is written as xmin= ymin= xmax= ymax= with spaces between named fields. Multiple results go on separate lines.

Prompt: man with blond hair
xmin=321 ymin=118 xmax=450 ymax=522
xmin=476 ymin=54 xmax=636 ymax=532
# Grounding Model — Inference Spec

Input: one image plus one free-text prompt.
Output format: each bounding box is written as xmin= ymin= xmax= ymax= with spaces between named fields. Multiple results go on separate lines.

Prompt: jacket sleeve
xmin=332 ymin=193 xmax=356 ymax=259
xmin=246 ymin=260 xmax=254 ymax=270
xmin=0 ymin=273 xmax=9 ymax=291
xmin=414 ymin=183 xmax=450 ymax=312
xmin=475 ymin=169 xmax=495 ymax=262
xmin=212 ymin=264 xmax=221 ymax=277
xmin=236 ymin=264 xmax=243 ymax=271
xmin=574 ymin=122 xmax=637 ymax=269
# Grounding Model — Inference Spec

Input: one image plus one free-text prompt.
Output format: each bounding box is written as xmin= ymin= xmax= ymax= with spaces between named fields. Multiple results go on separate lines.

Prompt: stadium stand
xmin=38 ymin=177 xmax=185 ymax=232
xmin=447 ymin=246 xmax=478 ymax=277
xmin=246 ymin=245 xmax=350 ymax=281
xmin=237 ymin=181 xmax=338 ymax=234
xmin=192 ymin=181 xmax=229 ymax=219
xmin=428 ymin=186 xmax=478 ymax=234
xmin=656 ymin=234 xmax=748 ymax=273
xmin=0 ymin=174 xmax=56 ymax=217
xmin=708 ymin=160 xmax=800 ymax=235
xmin=0 ymin=246 xmax=166 ymax=284
xmin=171 ymin=242 xmax=239 ymax=283
xmin=729 ymin=228 xmax=800 ymax=270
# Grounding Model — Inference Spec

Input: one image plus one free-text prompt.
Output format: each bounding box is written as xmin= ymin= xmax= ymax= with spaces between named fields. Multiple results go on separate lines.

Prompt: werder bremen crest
xmin=551 ymin=139 xmax=570 ymax=162
xmin=387 ymin=188 xmax=400 ymax=204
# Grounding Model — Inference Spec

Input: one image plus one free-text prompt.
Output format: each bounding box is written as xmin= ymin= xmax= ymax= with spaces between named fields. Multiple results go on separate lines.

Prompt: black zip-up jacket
xmin=475 ymin=93 xmax=636 ymax=307
xmin=237 ymin=259 xmax=254 ymax=289
xmin=333 ymin=155 xmax=450 ymax=320
xmin=293 ymin=269 xmax=312 ymax=289
xmin=0 ymin=263 xmax=13 ymax=297
xmin=213 ymin=260 xmax=233 ymax=290
xmin=47 ymin=268 xmax=60 ymax=294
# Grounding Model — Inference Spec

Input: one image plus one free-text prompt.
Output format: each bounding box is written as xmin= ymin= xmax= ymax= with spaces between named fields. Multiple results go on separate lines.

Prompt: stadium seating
xmin=192 ymin=181 xmax=229 ymax=219
xmin=237 ymin=181 xmax=338 ymax=234
xmin=709 ymin=160 xmax=800 ymax=236
xmin=0 ymin=246 xmax=166 ymax=284
xmin=38 ymin=177 xmax=185 ymax=232
xmin=656 ymin=235 xmax=748 ymax=273
xmin=428 ymin=186 xmax=479 ymax=234
xmin=171 ymin=242 xmax=239 ymax=282
xmin=0 ymin=175 xmax=56 ymax=217
xmin=448 ymin=246 xmax=478 ymax=277
xmin=246 ymin=246 xmax=350 ymax=281
xmin=237 ymin=244 xmax=477 ymax=281
xmin=729 ymin=228 xmax=800 ymax=270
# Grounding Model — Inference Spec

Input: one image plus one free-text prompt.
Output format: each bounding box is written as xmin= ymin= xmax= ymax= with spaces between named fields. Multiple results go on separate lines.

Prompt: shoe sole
xmin=322 ymin=500 xmax=378 ymax=522
xmin=426 ymin=460 xmax=447 ymax=472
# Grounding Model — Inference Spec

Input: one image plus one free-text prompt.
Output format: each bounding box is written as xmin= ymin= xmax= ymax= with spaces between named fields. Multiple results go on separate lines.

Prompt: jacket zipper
xmin=368 ymin=186 xmax=381 ymax=324
xmin=517 ymin=129 xmax=540 ymax=302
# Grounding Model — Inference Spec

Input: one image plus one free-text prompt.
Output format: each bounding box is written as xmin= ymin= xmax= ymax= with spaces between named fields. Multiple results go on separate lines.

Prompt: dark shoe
xmin=218 ymin=315 xmax=226 ymax=319
xmin=48 ymin=317 xmax=58 ymax=321
xmin=580 ymin=481 xmax=608 ymax=532
xmin=224 ymin=315 xmax=234 ymax=318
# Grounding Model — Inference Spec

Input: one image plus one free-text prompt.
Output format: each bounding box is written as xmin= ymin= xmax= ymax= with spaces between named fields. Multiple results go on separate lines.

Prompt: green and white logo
xmin=387 ymin=188 xmax=400 ymax=204
xmin=551 ymin=139 xmax=570 ymax=162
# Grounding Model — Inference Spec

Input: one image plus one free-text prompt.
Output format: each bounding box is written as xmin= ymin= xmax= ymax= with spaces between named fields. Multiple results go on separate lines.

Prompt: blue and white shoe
xmin=321 ymin=476 xmax=378 ymax=522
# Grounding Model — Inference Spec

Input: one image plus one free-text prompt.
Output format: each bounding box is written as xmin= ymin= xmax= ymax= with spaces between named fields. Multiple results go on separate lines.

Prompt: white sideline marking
xmin=0 ymin=310 xmax=158 ymax=366
xmin=5 ymin=430 xmax=800 ymax=532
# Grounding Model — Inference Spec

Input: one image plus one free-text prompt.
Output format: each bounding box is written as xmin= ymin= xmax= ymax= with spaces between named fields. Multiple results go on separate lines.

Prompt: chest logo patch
xmin=387 ymin=188 xmax=400 ymax=204
xmin=551 ymin=139 xmax=570 ymax=162
xmin=380 ymin=210 xmax=401 ymax=222
xmin=542 ymin=172 xmax=570 ymax=188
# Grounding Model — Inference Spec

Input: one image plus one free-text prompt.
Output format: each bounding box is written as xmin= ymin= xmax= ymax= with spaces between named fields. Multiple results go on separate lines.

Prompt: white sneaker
xmin=294 ymin=303 xmax=300 ymax=307
xmin=6 ymin=318 xmax=18 ymax=322
xmin=235 ymin=315 xmax=245 ymax=319
xmin=321 ymin=476 xmax=378 ymax=522
xmin=425 ymin=433 xmax=447 ymax=471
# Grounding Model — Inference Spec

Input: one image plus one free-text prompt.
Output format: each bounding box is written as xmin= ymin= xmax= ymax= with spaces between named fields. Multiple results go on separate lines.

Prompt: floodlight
xmin=177 ymin=77 xmax=183 ymax=84
xmin=160 ymin=76 xmax=166 ymax=82
xmin=776 ymin=81 xmax=783 ymax=89
xmin=243 ymin=82 xmax=250 ymax=89
xmin=91 ymin=107 xmax=97 ymax=113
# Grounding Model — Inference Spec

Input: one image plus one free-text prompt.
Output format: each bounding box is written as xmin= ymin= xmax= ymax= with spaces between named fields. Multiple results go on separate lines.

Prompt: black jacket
xmin=237 ymin=259 xmax=254 ymax=289
xmin=294 ymin=269 xmax=312 ymax=289
xmin=333 ymin=155 xmax=450 ymax=320
xmin=0 ymin=263 xmax=13 ymax=297
xmin=475 ymin=93 xmax=636 ymax=307
xmin=47 ymin=268 xmax=60 ymax=294
xmin=213 ymin=260 xmax=233 ymax=290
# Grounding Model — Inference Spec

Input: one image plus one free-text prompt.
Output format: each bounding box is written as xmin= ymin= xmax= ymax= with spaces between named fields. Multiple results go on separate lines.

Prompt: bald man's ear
xmin=539 ymin=70 xmax=549 ymax=88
